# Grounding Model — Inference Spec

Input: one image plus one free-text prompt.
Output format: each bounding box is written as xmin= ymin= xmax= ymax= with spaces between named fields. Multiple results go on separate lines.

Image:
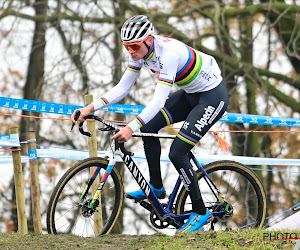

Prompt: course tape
xmin=1 ymin=148 xmax=299 ymax=168
xmin=28 ymin=149 xmax=38 ymax=160
xmin=0 ymin=134 xmax=20 ymax=147
xmin=0 ymin=96 xmax=82 ymax=115
xmin=1 ymin=97 xmax=300 ymax=127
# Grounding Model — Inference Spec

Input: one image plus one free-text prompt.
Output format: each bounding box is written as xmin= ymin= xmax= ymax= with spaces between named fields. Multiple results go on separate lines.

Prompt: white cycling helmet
xmin=121 ymin=15 xmax=154 ymax=43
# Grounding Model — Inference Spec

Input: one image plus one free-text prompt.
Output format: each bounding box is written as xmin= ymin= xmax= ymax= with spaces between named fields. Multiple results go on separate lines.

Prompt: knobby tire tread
xmin=175 ymin=160 xmax=267 ymax=229
xmin=46 ymin=157 xmax=124 ymax=236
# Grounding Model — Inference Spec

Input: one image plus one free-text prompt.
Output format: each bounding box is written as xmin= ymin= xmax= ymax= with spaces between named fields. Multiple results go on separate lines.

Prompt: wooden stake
xmin=85 ymin=94 xmax=103 ymax=235
xmin=9 ymin=127 xmax=28 ymax=234
xmin=27 ymin=131 xmax=42 ymax=233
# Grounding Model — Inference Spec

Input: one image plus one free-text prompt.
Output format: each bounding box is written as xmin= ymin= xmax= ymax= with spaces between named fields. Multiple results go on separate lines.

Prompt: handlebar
xmin=78 ymin=115 xmax=116 ymax=137
xmin=71 ymin=110 xmax=133 ymax=156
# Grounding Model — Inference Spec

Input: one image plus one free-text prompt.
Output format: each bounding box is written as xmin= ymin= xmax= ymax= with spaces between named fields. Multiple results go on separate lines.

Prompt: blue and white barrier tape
xmin=1 ymin=147 xmax=299 ymax=168
xmin=0 ymin=134 xmax=20 ymax=147
xmin=1 ymin=97 xmax=300 ymax=127
xmin=0 ymin=156 xmax=29 ymax=164
xmin=0 ymin=96 xmax=82 ymax=115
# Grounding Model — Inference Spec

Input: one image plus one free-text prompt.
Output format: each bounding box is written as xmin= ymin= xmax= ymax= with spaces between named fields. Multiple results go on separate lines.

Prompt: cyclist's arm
xmin=91 ymin=66 xmax=141 ymax=111
xmin=128 ymin=51 xmax=180 ymax=132
xmin=71 ymin=63 xmax=142 ymax=123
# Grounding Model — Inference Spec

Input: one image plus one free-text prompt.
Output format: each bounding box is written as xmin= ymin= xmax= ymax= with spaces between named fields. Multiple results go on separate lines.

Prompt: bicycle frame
xmin=79 ymin=139 xmax=228 ymax=228
xmin=76 ymin=115 xmax=228 ymax=227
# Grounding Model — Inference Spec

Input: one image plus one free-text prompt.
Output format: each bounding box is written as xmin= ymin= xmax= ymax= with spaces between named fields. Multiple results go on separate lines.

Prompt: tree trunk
xmin=218 ymin=0 xmax=247 ymax=157
xmin=110 ymin=0 xmax=126 ymax=234
xmin=15 ymin=0 xmax=48 ymax=232
xmin=239 ymin=1 xmax=263 ymax=186
xmin=260 ymin=0 xmax=300 ymax=73
xmin=20 ymin=0 xmax=48 ymax=140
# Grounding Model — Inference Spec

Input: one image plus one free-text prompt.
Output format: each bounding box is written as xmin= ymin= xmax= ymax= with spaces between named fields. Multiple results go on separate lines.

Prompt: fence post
xmin=85 ymin=94 xmax=103 ymax=234
xmin=27 ymin=131 xmax=42 ymax=233
xmin=9 ymin=127 xmax=28 ymax=234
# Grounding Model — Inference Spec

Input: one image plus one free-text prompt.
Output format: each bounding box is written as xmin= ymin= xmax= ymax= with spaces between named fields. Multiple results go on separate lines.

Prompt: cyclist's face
xmin=123 ymin=36 xmax=153 ymax=61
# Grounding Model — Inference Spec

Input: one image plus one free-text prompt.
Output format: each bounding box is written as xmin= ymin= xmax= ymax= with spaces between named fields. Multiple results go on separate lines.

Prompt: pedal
xmin=159 ymin=191 xmax=166 ymax=199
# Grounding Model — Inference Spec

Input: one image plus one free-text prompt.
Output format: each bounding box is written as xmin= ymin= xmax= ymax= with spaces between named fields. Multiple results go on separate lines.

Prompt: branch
xmin=153 ymin=19 xmax=300 ymax=91
xmin=216 ymin=2 xmax=300 ymax=18
xmin=257 ymin=75 xmax=300 ymax=113
xmin=257 ymin=68 xmax=300 ymax=91
xmin=0 ymin=9 xmax=121 ymax=23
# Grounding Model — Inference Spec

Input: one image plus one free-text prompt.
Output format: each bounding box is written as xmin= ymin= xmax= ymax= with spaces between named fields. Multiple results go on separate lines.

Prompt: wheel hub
xmin=213 ymin=202 xmax=233 ymax=222
xmin=80 ymin=199 xmax=99 ymax=218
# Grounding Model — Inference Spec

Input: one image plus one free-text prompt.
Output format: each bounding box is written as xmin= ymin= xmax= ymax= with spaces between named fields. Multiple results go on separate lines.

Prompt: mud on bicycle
xmin=47 ymin=113 xmax=267 ymax=236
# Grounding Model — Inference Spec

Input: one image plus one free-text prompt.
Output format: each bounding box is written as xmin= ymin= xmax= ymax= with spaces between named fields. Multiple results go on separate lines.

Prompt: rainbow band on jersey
xmin=143 ymin=42 xmax=154 ymax=61
xmin=160 ymin=107 xmax=173 ymax=126
xmin=135 ymin=116 xmax=146 ymax=127
xmin=158 ymin=77 xmax=173 ymax=87
xmin=175 ymin=45 xmax=202 ymax=86
xmin=100 ymin=97 xmax=109 ymax=106
xmin=128 ymin=65 xmax=141 ymax=73
xmin=176 ymin=131 xmax=198 ymax=146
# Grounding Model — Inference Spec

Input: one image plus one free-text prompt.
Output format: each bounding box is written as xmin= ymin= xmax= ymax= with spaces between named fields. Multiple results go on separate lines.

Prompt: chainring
xmin=149 ymin=210 xmax=171 ymax=229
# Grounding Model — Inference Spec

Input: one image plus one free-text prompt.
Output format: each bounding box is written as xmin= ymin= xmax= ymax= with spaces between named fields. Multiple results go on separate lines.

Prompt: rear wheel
xmin=47 ymin=157 xmax=123 ymax=236
xmin=175 ymin=160 xmax=266 ymax=230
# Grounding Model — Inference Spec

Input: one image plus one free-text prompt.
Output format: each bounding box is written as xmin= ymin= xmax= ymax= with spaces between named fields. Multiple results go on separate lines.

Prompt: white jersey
xmin=92 ymin=35 xmax=223 ymax=132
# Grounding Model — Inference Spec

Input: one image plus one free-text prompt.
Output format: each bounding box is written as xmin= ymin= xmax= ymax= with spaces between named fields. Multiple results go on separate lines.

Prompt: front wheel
xmin=175 ymin=160 xmax=267 ymax=230
xmin=47 ymin=157 xmax=124 ymax=237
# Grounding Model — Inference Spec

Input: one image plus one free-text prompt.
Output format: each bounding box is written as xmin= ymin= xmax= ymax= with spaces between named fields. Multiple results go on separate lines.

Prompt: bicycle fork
xmin=78 ymin=154 xmax=116 ymax=211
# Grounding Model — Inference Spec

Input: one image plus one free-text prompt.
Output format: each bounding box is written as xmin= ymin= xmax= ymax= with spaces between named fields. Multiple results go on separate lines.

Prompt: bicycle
xmin=47 ymin=113 xmax=267 ymax=236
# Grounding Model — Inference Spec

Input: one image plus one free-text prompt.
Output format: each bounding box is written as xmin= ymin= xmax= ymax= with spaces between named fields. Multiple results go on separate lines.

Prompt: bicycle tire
xmin=175 ymin=160 xmax=266 ymax=230
xmin=47 ymin=157 xmax=124 ymax=236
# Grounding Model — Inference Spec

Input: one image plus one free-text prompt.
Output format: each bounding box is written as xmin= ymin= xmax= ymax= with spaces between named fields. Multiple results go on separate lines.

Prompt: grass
xmin=0 ymin=229 xmax=299 ymax=250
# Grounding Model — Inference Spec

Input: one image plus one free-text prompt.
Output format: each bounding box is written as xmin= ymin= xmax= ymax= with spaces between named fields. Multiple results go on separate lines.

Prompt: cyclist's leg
xmin=169 ymin=81 xmax=229 ymax=215
xmin=140 ymin=90 xmax=191 ymax=189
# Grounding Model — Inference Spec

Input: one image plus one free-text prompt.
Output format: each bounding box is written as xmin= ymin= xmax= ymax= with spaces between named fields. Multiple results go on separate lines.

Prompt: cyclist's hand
xmin=111 ymin=126 xmax=133 ymax=143
xmin=71 ymin=105 xmax=94 ymax=123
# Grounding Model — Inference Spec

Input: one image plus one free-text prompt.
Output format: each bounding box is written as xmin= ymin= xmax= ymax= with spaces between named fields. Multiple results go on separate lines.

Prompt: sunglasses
xmin=123 ymin=43 xmax=143 ymax=52
xmin=123 ymin=36 xmax=149 ymax=52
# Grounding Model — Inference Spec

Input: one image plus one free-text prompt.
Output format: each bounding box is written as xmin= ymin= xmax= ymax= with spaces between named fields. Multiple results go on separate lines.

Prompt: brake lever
xmin=98 ymin=126 xmax=115 ymax=132
xmin=70 ymin=110 xmax=81 ymax=132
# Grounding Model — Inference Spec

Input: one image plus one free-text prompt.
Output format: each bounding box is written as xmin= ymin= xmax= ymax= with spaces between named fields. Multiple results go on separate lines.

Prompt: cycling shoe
xmin=126 ymin=183 xmax=166 ymax=200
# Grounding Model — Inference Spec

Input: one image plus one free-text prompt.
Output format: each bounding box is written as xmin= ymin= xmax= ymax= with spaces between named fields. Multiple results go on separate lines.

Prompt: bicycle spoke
xmin=47 ymin=158 xmax=123 ymax=237
xmin=176 ymin=161 xmax=266 ymax=231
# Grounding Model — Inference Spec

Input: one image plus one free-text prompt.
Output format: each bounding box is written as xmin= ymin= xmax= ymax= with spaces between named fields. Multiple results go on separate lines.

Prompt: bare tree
xmin=0 ymin=0 xmax=299 ymax=233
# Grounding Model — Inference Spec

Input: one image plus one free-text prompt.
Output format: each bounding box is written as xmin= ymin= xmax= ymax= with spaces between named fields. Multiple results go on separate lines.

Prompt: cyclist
xmin=71 ymin=15 xmax=229 ymax=233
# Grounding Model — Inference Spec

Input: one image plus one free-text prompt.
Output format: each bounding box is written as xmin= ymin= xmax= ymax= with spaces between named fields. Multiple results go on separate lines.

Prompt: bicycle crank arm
xmin=139 ymin=201 xmax=153 ymax=212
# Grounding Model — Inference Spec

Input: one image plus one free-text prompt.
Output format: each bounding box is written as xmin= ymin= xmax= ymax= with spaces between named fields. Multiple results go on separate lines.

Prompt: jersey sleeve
xmin=91 ymin=60 xmax=142 ymax=111
xmin=128 ymin=51 xmax=181 ymax=132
